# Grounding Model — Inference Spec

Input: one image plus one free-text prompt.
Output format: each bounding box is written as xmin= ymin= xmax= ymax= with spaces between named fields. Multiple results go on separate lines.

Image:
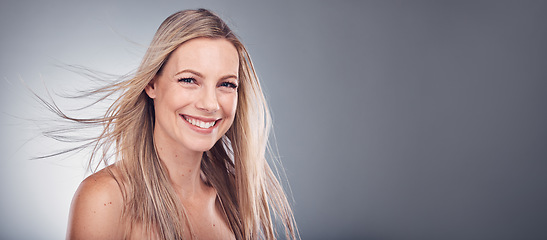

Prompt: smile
xmin=181 ymin=115 xmax=219 ymax=129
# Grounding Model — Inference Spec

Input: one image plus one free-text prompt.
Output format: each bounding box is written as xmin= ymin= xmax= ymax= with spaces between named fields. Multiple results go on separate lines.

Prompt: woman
xmin=62 ymin=9 xmax=297 ymax=239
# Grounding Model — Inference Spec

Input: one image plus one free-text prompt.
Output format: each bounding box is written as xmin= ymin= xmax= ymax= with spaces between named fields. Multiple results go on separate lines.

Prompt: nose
xmin=195 ymin=86 xmax=219 ymax=113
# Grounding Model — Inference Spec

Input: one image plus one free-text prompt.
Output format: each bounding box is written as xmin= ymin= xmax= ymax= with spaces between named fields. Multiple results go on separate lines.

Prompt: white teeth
xmin=184 ymin=116 xmax=216 ymax=129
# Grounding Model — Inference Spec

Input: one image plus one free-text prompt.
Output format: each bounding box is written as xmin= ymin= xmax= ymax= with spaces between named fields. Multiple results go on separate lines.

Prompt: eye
xmin=220 ymin=82 xmax=238 ymax=89
xmin=178 ymin=77 xmax=195 ymax=84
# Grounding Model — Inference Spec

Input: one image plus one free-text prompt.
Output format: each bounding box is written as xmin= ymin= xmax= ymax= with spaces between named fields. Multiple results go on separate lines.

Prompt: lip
xmin=180 ymin=114 xmax=221 ymax=134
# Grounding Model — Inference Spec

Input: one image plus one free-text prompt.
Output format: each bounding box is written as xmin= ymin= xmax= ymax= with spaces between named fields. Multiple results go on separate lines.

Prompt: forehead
xmin=166 ymin=38 xmax=239 ymax=76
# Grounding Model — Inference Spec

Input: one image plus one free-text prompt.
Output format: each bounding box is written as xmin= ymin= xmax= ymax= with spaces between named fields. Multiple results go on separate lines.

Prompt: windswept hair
xmin=41 ymin=9 xmax=298 ymax=239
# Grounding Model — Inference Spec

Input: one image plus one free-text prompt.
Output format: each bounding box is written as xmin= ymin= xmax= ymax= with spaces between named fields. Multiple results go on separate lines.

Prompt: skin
xmin=67 ymin=38 xmax=239 ymax=239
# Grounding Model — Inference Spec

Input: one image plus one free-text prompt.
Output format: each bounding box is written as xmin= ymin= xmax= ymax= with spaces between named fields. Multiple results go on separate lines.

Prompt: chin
xmin=182 ymin=137 xmax=219 ymax=153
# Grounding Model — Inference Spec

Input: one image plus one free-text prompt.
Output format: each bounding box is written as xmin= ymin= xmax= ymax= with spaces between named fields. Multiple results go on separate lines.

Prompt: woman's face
xmin=145 ymin=38 xmax=239 ymax=154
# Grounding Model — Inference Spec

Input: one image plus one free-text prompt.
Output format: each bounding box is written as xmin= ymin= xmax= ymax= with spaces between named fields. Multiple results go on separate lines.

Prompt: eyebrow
xmin=175 ymin=69 xmax=203 ymax=78
xmin=175 ymin=69 xmax=238 ymax=82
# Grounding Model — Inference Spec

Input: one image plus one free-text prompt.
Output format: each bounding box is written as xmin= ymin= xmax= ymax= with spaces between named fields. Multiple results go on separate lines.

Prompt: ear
xmin=144 ymin=77 xmax=157 ymax=99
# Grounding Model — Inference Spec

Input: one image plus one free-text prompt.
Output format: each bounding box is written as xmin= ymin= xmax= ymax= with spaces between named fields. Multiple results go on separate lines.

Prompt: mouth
xmin=181 ymin=115 xmax=220 ymax=129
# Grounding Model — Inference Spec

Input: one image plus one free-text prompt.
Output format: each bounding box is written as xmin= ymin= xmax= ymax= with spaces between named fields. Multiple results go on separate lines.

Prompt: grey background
xmin=1 ymin=0 xmax=547 ymax=239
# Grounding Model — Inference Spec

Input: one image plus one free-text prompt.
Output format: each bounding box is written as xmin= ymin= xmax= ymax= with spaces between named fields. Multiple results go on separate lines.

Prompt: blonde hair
xmin=43 ymin=9 xmax=297 ymax=239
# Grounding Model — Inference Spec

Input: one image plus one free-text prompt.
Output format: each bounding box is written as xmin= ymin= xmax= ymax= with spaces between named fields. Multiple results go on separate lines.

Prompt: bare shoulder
xmin=67 ymin=166 xmax=125 ymax=240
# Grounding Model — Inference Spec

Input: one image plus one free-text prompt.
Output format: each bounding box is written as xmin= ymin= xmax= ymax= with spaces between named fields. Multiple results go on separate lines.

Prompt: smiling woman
xmin=43 ymin=9 xmax=298 ymax=240
xmin=145 ymin=38 xmax=239 ymax=155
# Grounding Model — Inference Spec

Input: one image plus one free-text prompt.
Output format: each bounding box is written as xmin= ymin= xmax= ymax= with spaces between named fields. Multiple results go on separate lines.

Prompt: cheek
xmin=157 ymin=88 xmax=192 ymax=110
xmin=220 ymin=93 xmax=238 ymax=117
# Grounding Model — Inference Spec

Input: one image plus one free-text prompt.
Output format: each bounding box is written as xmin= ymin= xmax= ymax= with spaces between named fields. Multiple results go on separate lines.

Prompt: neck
xmin=153 ymin=130 xmax=207 ymax=200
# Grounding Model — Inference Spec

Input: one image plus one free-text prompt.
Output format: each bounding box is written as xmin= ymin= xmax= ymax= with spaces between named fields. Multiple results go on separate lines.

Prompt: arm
xmin=66 ymin=169 xmax=124 ymax=240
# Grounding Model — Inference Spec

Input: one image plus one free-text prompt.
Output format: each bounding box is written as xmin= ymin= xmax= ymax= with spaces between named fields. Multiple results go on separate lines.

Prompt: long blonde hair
xmin=42 ymin=9 xmax=297 ymax=239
